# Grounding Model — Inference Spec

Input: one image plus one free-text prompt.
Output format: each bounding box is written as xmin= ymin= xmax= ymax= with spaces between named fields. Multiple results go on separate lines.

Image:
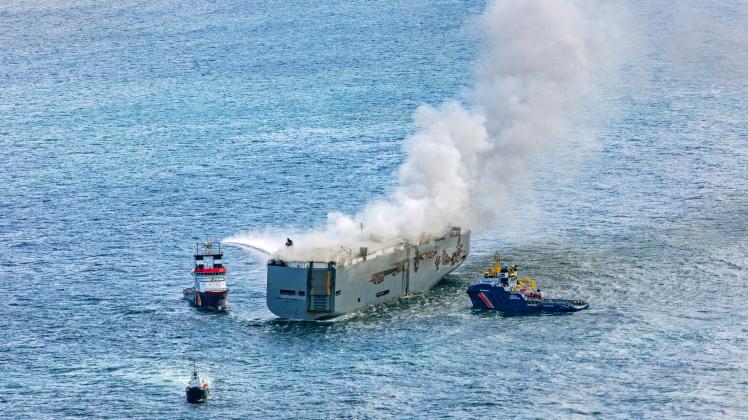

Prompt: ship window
xmin=298 ymin=291 xmax=305 ymax=296
xmin=376 ymin=290 xmax=390 ymax=298
xmin=279 ymin=289 xmax=296 ymax=296
xmin=335 ymin=290 xmax=341 ymax=296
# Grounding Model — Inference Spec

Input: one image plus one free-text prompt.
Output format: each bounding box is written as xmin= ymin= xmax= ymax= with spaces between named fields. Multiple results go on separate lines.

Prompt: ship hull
xmin=466 ymin=284 xmax=589 ymax=313
xmin=186 ymin=386 xmax=209 ymax=404
xmin=266 ymin=230 xmax=470 ymax=320
xmin=183 ymin=288 xmax=229 ymax=311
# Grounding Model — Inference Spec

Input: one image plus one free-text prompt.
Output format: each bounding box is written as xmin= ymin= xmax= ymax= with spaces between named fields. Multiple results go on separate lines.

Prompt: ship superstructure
xmin=266 ymin=227 xmax=470 ymax=320
xmin=184 ymin=241 xmax=229 ymax=311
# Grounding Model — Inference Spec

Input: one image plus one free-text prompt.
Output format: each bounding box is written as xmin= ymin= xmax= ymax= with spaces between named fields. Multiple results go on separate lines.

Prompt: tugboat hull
xmin=186 ymin=386 xmax=209 ymax=404
xmin=183 ymin=288 xmax=229 ymax=311
xmin=467 ymin=284 xmax=588 ymax=313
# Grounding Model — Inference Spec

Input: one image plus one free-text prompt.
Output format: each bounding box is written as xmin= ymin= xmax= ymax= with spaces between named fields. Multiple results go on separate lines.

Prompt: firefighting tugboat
xmin=185 ymin=364 xmax=209 ymax=404
xmin=184 ymin=241 xmax=229 ymax=311
xmin=466 ymin=251 xmax=589 ymax=313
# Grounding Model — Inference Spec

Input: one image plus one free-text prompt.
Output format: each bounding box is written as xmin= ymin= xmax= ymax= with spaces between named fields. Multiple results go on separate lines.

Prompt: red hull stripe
xmin=478 ymin=292 xmax=494 ymax=309
xmin=193 ymin=267 xmax=227 ymax=274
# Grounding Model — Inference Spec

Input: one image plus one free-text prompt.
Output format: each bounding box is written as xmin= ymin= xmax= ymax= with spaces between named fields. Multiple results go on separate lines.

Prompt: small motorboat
xmin=185 ymin=365 xmax=209 ymax=404
xmin=466 ymin=251 xmax=589 ymax=314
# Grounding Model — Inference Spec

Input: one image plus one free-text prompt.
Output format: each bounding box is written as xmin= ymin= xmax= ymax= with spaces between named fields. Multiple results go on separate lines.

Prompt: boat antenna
xmin=493 ymin=251 xmax=501 ymax=276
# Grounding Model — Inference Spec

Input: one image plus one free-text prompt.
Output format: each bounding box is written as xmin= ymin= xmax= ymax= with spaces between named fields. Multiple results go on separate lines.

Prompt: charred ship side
xmin=266 ymin=227 xmax=470 ymax=320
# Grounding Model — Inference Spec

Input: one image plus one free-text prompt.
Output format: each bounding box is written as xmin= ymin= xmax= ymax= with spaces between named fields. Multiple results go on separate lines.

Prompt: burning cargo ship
xmin=266 ymin=227 xmax=470 ymax=320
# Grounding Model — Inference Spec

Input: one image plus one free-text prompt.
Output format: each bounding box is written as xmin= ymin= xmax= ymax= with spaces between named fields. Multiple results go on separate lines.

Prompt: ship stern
xmin=267 ymin=261 xmax=338 ymax=321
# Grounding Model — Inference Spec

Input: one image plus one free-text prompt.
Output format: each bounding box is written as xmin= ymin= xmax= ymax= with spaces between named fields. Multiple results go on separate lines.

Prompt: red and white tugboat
xmin=184 ymin=241 xmax=229 ymax=311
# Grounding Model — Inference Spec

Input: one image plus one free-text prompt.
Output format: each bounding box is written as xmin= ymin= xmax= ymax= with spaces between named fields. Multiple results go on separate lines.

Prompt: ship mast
xmin=492 ymin=251 xmax=501 ymax=276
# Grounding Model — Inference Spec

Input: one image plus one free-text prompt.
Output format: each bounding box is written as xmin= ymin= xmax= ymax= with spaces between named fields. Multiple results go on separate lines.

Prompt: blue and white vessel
xmin=467 ymin=252 xmax=588 ymax=313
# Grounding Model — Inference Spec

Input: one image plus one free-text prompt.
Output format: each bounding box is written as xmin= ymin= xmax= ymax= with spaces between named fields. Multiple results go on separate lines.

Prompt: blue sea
xmin=2 ymin=0 xmax=747 ymax=418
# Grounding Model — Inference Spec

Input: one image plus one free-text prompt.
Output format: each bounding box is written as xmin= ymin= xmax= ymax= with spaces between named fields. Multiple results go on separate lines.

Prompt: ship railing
xmin=339 ymin=229 xmax=465 ymax=267
xmin=278 ymin=231 xmax=459 ymax=268
xmin=342 ymin=244 xmax=405 ymax=267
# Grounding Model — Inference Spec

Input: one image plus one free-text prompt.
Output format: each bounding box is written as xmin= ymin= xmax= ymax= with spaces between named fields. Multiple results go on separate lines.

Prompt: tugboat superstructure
xmin=184 ymin=241 xmax=229 ymax=311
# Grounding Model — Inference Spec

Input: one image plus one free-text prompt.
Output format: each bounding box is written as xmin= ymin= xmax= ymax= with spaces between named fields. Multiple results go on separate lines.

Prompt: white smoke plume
xmin=227 ymin=0 xmax=616 ymax=259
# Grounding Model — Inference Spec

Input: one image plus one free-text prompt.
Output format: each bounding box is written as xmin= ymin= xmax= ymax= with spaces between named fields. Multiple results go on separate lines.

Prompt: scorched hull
xmin=266 ymin=230 xmax=470 ymax=320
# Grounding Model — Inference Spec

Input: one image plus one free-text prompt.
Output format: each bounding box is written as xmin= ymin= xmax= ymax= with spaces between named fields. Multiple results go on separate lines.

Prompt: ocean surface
xmin=2 ymin=0 xmax=747 ymax=418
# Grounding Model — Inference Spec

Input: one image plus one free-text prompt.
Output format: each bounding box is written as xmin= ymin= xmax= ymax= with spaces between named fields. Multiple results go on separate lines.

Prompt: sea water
xmin=1 ymin=0 xmax=746 ymax=417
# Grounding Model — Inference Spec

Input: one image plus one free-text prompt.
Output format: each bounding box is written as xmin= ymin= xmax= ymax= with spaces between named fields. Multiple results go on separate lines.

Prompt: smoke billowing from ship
xmin=228 ymin=0 xmax=616 ymax=258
